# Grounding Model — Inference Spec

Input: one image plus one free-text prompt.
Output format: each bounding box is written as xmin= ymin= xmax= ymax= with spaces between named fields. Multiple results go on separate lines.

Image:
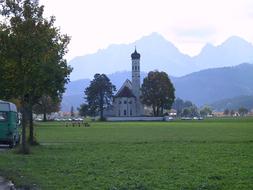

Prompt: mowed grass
xmin=0 ymin=118 xmax=253 ymax=190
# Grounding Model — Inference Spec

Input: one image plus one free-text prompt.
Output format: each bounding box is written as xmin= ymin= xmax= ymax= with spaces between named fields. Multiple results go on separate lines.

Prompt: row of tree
xmin=224 ymin=107 xmax=249 ymax=116
xmin=172 ymin=98 xmax=212 ymax=117
xmin=79 ymin=71 xmax=175 ymax=119
xmin=0 ymin=0 xmax=71 ymax=153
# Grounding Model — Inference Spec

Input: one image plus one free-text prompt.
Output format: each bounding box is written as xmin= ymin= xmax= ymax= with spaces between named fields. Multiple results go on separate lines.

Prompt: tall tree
xmin=85 ymin=74 xmax=116 ymax=120
xmin=78 ymin=103 xmax=96 ymax=117
xmin=141 ymin=71 xmax=175 ymax=116
xmin=70 ymin=106 xmax=75 ymax=117
xmin=238 ymin=107 xmax=248 ymax=116
xmin=0 ymin=0 xmax=71 ymax=152
xmin=33 ymin=95 xmax=61 ymax=121
xmin=200 ymin=106 xmax=212 ymax=117
xmin=224 ymin=108 xmax=230 ymax=115
xmin=172 ymin=98 xmax=185 ymax=116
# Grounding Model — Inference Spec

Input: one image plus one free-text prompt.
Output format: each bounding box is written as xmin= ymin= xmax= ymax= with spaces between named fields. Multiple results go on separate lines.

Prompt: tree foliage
xmin=0 ymin=0 xmax=71 ymax=152
xmin=172 ymin=98 xmax=199 ymax=117
xmin=141 ymin=71 xmax=175 ymax=116
xmin=200 ymin=106 xmax=212 ymax=117
xmin=70 ymin=106 xmax=75 ymax=117
xmin=78 ymin=103 xmax=96 ymax=117
xmin=238 ymin=107 xmax=248 ymax=116
xmin=223 ymin=108 xmax=230 ymax=115
xmin=33 ymin=95 xmax=61 ymax=121
xmin=85 ymin=74 xmax=116 ymax=120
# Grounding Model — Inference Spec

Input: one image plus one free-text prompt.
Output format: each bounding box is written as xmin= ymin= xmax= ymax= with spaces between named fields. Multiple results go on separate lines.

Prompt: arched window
xmin=124 ymin=110 xmax=127 ymax=116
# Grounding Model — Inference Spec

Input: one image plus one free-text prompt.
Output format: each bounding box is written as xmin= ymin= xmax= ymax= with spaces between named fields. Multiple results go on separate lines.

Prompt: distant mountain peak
xmin=69 ymin=33 xmax=253 ymax=80
xmin=220 ymin=36 xmax=252 ymax=48
xmin=200 ymin=43 xmax=215 ymax=53
xmin=140 ymin=32 xmax=166 ymax=40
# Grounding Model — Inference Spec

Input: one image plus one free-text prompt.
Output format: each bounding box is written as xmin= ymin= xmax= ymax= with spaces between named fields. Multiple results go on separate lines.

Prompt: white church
xmin=109 ymin=49 xmax=144 ymax=117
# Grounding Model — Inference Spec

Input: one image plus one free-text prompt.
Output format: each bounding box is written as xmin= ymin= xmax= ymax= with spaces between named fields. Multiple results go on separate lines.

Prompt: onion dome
xmin=131 ymin=48 xmax=140 ymax=60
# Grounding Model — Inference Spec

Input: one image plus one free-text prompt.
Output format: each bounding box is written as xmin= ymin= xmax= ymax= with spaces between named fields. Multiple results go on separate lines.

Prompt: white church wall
xmin=114 ymin=97 xmax=136 ymax=117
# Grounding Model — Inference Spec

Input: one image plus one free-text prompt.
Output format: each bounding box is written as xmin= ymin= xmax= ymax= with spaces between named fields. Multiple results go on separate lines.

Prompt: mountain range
xmin=210 ymin=95 xmax=253 ymax=111
xmin=62 ymin=63 xmax=253 ymax=112
xmin=69 ymin=33 xmax=253 ymax=81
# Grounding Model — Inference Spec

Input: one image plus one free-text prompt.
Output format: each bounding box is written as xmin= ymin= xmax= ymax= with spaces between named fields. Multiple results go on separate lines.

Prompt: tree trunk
xmin=161 ymin=106 xmax=164 ymax=116
xmin=29 ymin=104 xmax=34 ymax=145
xmin=152 ymin=106 xmax=156 ymax=116
xmin=20 ymin=100 xmax=29 ymax=154
xmin=156 ymin=107 xmax=160 ymax=117
xmin=43 ymin=111 xmax=47 ymax=122
xmin=100 ymin=93 xmax=104 ymax=120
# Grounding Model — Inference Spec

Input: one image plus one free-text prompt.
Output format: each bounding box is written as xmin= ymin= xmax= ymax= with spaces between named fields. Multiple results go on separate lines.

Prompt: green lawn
xmin=0 ymin=118 xmax=253 ymax=190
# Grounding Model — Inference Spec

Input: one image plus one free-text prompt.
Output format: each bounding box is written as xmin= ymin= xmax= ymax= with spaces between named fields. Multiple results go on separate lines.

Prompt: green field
xmin=0 ymin=118 xmax=253 ymax=190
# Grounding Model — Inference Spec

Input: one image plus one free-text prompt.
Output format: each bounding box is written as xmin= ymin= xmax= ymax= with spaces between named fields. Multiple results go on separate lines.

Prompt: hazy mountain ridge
xmin=62 ymin=63 xmax=253 ymax=111
xmin=210 ymin=95 xmax=253 ymax=111
xmin=69 ymin=33 xmax=253 ymax=81
xmin=192 ymin=36 xmax=253 ymax=69
xmin=173 ymin=63 xmax=253 ymax=106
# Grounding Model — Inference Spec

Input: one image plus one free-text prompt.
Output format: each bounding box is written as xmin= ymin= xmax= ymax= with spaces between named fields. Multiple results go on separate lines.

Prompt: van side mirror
xmin=17 ymin=119 xmax=21 ymax=126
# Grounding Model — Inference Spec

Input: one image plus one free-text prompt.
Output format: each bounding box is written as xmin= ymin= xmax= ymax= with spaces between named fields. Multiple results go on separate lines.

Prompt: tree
xmin=78 ymin=103 xmax=96 ymax=117
xmin=33 ymin=95 xmax=61 ymax=121
xmin=182 ymin=105 xmax=198 ymax=117
xmin=172 ymin=98 xmax=184 ymax=116
xmin=238 ymin=107 xmax=248 ymax=116
xmin=200 ymin=106 xmax=212 ymax=117
xmin=0 ymin=0 xmax=71 ymax=152
xmin=85 ymin=74 xmax=116 ymax=120
xmin=224 ymin=108 xmax=230 ymax=115
xmin=182 ymin=108 xmax=191 ymax=117
xmin=141 ymin=71 xmax=175 ymax=116
xmin=70 ymin=106 xmax=75 ymax=117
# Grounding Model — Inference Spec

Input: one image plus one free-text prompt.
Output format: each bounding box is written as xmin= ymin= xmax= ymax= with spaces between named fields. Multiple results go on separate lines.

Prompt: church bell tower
xmin=131 ymin=48 xmax=143 ymax=116
xmin=131 ymin=48 xmax=141 ymax=99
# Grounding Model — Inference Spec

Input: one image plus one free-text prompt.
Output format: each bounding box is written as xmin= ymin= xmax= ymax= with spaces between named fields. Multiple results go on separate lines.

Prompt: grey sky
xmin=40 ymin=0 xmax=253 ymax=60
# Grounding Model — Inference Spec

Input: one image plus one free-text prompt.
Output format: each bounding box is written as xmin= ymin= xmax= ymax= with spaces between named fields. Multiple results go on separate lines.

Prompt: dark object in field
xmin=84 ymin=122 xmax=90 ymax=127
xmin=65 ymin=121 xmax=90 ymax=127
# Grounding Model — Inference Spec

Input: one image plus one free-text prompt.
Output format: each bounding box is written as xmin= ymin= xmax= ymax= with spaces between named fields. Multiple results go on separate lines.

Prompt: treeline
xmin=172 ymin=98 xmax=212 ymax=117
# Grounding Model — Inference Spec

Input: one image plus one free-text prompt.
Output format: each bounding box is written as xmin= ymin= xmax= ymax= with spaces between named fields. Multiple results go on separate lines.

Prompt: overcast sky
xmin=40 ymin=0 xmax=253 ymax=60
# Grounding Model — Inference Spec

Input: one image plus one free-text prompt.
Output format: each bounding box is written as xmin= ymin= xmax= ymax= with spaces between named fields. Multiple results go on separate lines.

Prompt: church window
xmin=119 ymin=101 xmax=122 ymax=104
xmin=124 ymin=110 xmax=127 ymax=116
xmin=129 ymin=101 xmax=132 ymax=104
xmin=130 ymin=109 xmax=132 ymax=116
xmin=124 ymin=101 xmax=127 ymax=104
xmin=135 ymin=66 xmax=137 ymax=70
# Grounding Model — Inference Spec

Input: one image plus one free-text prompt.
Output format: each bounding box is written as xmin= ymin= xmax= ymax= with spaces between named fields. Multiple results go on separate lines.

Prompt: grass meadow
xmin=0 ymin=118 xmax=253 ymax=190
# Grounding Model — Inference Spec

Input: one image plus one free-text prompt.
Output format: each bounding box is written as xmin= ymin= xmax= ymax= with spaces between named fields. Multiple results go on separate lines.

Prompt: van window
xmin=0 ymin=112 xmax=7 ymax=122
